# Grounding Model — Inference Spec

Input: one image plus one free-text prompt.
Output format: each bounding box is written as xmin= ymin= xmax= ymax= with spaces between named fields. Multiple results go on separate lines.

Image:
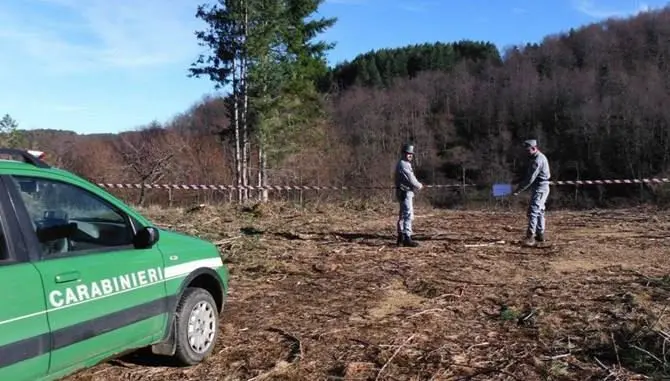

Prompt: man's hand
xmin=417 ymin=183 xmax=424 ymax=190
xmin=513 ymin=191 xmax=519 ymax=196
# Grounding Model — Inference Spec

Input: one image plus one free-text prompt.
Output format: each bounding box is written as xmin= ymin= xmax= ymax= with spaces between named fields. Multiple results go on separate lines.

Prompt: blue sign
xmin=492 ymin=183 xmax=513 ymax=197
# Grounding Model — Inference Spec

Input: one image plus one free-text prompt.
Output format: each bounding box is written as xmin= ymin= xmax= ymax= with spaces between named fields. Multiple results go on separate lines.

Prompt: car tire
xmin=173 ymin=287 xmax=219 ymax=365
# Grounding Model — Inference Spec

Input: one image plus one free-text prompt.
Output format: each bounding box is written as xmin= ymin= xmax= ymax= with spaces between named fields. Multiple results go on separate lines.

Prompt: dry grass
xmin=63 ymin=201 xmax=670 ymax=380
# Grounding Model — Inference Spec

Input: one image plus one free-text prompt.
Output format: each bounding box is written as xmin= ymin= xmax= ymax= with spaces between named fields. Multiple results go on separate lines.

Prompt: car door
xmin=4 ymin=173 xmax=169 ymax=376
xmin=0 ymin=178 xmax=51 ymax=381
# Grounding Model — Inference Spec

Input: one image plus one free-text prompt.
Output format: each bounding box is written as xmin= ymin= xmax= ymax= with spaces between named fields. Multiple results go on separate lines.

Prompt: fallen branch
xmin=464 ymin=240 xmax=506 ymax=248
xmin=650 ymin=305 xmax=669 ymax=332
xmin=466 ymin=342 xmax=490 ymax=351
xmin=375 ymin=334 xmax=415 ymax=381
xmin=316 ymin=328 xmax=353 ymax=340
xmin=631 ymin=345 xmax=663 ymax=364
xmin=213 ymin=236 xmax=242 ymax=246
xmin=611 ymin=331 xmax=621 ymax=369
xmin=435 ymin=287 xmax=465 ymax=300
xmin=265 ymin=274 xmax=288 ymax=282
xmin=185 ymin=203 xmax=206 ymax=213
xmin=245 ymin=360 xmax=291 ymax=381
xmin=202 ymin=217 xmax=221 ymax=226
xmin=267 ymin=327 xmax=304 ymax=362
xmin=539 ymin=353 xmax=571 ymax=360
xmin=441 ymin=277 xmax=505 ymax=287
xmin=594 ymin=356 xmax=609 ymax=370
xmin=408 ymin=308 xmax=444 ymax=318
xmin=449 ymin=362 xmax=522 ymax=381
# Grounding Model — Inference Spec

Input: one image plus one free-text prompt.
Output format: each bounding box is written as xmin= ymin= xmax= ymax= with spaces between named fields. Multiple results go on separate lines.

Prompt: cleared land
xmin=64 ymin=201 xmax=670 ymax=380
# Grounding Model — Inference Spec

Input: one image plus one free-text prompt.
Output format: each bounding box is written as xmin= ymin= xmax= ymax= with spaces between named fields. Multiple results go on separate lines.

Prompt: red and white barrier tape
xmin=551 ymin=178 xmax=670 ymax=185
xmin=95 ymin=177 xmax=670 ymax=190
xmin=95 ymin=183 xmax=470 ymax=190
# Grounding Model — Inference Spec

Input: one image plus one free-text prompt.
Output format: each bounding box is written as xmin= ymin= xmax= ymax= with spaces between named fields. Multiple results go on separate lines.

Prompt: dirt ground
xmin=63 ymin=201 xmax=670 ymax=381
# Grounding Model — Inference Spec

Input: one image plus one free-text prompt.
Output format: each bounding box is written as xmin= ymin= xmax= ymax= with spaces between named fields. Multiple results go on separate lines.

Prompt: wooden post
xmin=461 ymin=166 xmax=466 ymax=203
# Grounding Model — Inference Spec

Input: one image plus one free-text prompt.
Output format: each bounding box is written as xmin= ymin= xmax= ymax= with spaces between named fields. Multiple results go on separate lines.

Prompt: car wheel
xmin=173 ymin=287 xmax=219 ymax=365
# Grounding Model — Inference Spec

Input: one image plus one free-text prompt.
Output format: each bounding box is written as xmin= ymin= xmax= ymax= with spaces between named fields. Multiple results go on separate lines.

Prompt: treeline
xmin=325 ymin=7 xmax=670 ymax=206
xmin=322 ymin=40 xmax=501 ymax=90
xmin=5 ymin=5 xmax=670 ymax=207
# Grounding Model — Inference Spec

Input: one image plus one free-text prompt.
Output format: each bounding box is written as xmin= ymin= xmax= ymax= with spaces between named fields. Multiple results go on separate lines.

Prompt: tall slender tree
xmin=190 ymin=0 xmax=335 ymax=202
xmin=190 ymin=0 xmax=248 ymax=202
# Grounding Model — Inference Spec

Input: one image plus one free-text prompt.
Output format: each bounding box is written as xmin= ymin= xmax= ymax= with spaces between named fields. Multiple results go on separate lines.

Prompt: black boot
xmin=402 ymin=234 xmax=419 ymax=247
xmin=535 ymin=232 xmax=545 ymax=242
xmin=522 ymin=232 xmax=536 ymax=247
xmin=396 ymin=234 xmax=403 ymax=246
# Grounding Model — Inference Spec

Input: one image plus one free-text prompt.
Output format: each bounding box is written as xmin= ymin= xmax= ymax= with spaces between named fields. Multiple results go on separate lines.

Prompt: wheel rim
xmin=187 ymin=300 xmax=216 ymax=353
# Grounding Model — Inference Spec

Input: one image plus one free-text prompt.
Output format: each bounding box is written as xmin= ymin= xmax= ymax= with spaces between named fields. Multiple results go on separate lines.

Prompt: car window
xmin=9 ymin=175 xmax=134 ymax=257
xmin=0 ymin=219 xmax=8 ymax=261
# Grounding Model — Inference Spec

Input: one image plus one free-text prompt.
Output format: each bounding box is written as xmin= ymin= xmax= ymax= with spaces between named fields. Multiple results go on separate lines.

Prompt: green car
xmin=0 ymin=148 xmax=229 ymax=381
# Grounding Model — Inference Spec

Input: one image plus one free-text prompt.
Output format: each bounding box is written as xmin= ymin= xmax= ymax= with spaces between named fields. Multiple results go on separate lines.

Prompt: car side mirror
xmin=133 ymin=226 xmax=160 ymax=249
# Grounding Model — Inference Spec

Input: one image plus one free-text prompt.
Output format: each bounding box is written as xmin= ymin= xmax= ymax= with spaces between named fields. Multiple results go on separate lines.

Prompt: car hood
xmin=155 ymin=228 xmax=218 ymax=256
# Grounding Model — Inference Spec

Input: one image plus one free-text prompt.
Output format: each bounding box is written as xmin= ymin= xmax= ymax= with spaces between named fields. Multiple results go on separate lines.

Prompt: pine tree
xmin=190 ymin=0 xmax=335 ymax=202
xmin=190 ymin=0 xmax=248 ymax=202
xmin=0 ymin=114 xmax=23 ymax=148
xmin=250 ymin=0 xmax=336 ymax=201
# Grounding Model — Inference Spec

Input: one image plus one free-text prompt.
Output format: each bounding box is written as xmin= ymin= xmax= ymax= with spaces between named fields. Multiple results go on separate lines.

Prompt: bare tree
xmin=113 ymin=124 xmax=183 ymax=205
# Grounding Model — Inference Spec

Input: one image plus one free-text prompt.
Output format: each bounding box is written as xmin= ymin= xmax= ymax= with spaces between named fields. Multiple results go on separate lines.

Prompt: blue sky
xmin=0 ymin=0 xmax=663 ymax=135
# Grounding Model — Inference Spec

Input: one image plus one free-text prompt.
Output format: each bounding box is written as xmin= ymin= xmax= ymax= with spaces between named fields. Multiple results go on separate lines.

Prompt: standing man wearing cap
xmin=513 ymin=139 xmax=551 ymax=246
xmin=395 ymin=143 xmax=423 ymax=247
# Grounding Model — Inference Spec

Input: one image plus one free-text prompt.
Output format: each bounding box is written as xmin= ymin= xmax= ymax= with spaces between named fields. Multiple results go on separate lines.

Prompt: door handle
xmin=55 ymin=271 xmax=80 ymax=283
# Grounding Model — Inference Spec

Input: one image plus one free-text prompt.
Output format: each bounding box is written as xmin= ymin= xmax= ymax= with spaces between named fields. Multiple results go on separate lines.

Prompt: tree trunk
xmin=257 ymin=144 xmax=268 ymax=202
xmin=261 ymin=147 xmax=268 ymax=202
xmin=259 ymin=83 xmax=268 ymax=202
xmin=232 ymin=55 xmax=243 ymax=203
xmin=241 ymin=0 xmax=250 ymax=202
xmin=138 ymin=184 xmax=146 ymax=206
xmin=242 ymin=91 xmax=250 ymax=201
xmin=257 ymin=144 xmax=262 ymax=201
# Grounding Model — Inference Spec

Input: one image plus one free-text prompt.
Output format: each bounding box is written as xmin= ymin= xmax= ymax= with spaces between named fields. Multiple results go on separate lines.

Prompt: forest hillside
xmin=3 ymin=6 xmax=670 ymax=207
